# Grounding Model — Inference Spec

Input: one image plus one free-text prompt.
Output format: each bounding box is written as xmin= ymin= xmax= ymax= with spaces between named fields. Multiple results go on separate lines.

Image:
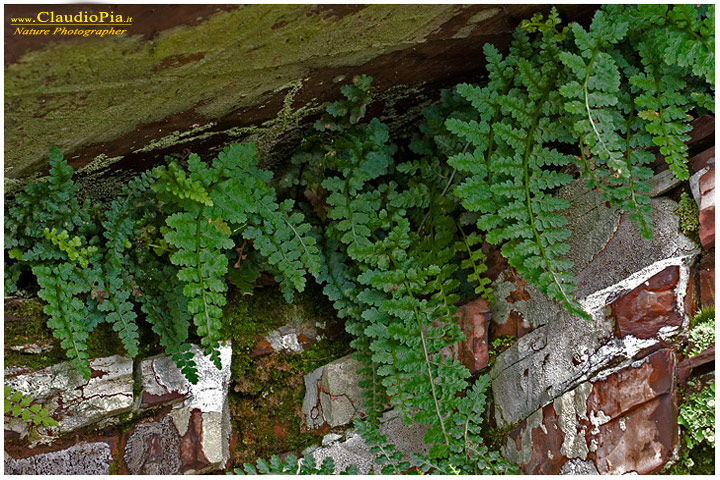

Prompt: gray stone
xmin=561 ymin=458 xmax=600 ymax=475
xmin=310 ymin=431 xmax=376 ymax=474
xmin=4 ymin=355 xmax=133 ymax=438
xmin=265 ymin=317 xmax=323 ymax=354
xmin=9 ymin=341 xmax=54 ymax=354
xmin=124 ymin=417 xmax=183 ymax=475
xmin=165 ymin=342 xmax=233 ymax=474
xmin=378 ymin=409 xmax=431 ymax=462
xmin=301 ymin=365 xmax=325 ymax=429
xmin=490 ymin=184 xmax=699 ymax=427
xmin=320 ymin=392 xmax=356 ymax=427
xmin=322 ymin=433 xmax=344 ymax=446
xmin=302 ymin=354 xmax=364 ymax=429
xmin=140 ymin=354 xmax=191 ymax=405
xmin=690 ymin=166 xmax=711 ymax=207
xmin=4 ymin=442 xmax=113 ymax=474
xmin=308 ymin=409 xmax=430 ymax=474
xmin=649 ymin=169 xmax=681 ymax=197
xmin=572 ymin=197 xmax=697 ymax=299
xmin=321 ymin=355 xmax=363 ymax=399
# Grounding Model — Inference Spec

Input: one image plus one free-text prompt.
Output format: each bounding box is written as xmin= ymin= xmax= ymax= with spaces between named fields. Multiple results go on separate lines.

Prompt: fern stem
xmin=404 ymin=281 xmax=451 ymax=451
xmin=521 ymin=89 xmax=577 ymax=312
xmin=283 ymin=218 xmax=314 ymax=269
xmin=621 ymin=96 xmax=650 ymax=237
xmin=583 ymin=49 xmax=621 ymax=171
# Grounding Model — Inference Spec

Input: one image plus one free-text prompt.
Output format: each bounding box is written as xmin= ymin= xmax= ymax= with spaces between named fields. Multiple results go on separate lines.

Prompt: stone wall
xmin=4 ymin=344 xmax=232 ymax=475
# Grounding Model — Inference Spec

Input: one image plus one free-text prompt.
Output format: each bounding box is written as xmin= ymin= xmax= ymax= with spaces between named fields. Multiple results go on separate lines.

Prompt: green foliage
xmin=292 ymin=75 xmax=515 ymax=474
xmin=4 ymin=385 xmax=58 ymax=427
xmin=5 ymin=145 xmax=319 ymax=380
xmin=679 ymin=381 xmax=715 ymax=450
xmin=228 ymin=454 xmax=357 ymax=475
xmin=450 ymin=32 xmax=586 ymax=318
xmin=687 ymin=306 xmax=715 ymax=357
xmin=5 ymin=4 xmax=713 ymax=472
xmin=675 ymin=192 xmax=700 ymax=243
xmin=450 ymin=5 xmax=712 ymax=322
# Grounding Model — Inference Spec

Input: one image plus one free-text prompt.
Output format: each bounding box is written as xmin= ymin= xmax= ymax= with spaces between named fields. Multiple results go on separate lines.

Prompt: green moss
xmin=6 ymin=4 xmax=461 ymax=178
xmin=221 ymin=282 xmax=351 ymax=468
xmin=675 ymin=191 xmax=700 ymax=245
xmin=4 ymin=297 xmax=152 ymax=371
xmin=4 ymin=298 xmax=66 ymax=370
xmin=285 ymin=333 xmax=352 ymax=375
xmin=220 ymin=282 xmax=338 ymax=383
xmin=665 ymin=442 xmax=715 ymax=475
xmin=686 ymin=306 xmax=715 ymax=357
xmin=77 ymin=153 xmax=125 ymax=175
xmin=488 ymin=335 xmax=515 ymax=369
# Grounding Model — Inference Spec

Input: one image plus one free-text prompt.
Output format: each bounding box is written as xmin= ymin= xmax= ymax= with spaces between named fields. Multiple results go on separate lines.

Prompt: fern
xmin=292 ymin=75 xmax=510 ymax=474
xmin=229 ymin=454 xmax=357 ymax=475
xmin=450 ymin=28 xmax=586 ymax=319
xmin=4 ymin=385 xmax=58 ymax=428
xmin=33 ymin=263 xmax=92 ymax=378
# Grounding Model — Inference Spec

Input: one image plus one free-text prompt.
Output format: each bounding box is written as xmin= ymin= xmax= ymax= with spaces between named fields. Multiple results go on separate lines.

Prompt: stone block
xmin=133 ymin=342 xmax=232 ymax=474
xmin=4 ymin=441 xmax=114 ymax=475
xmin=590 ymin=395 xmax=676 ymax=475
xmin=699 ymin=251 xmax=715 ymax=306
xmin=490 ymin=180 xmax=698 ymax=427
xmin=307 ymin=410 xmax=429 ymax=474
xmin=124 ymin=417 xmax=183 ymax=474
xmin=140 ymin=355 xmax=190 ymax=407
xmin=302 ymin=354 xmax=363 ymax=429
xmin=249 ymin=318 xmax=323 ymax=358
xmin=4 ymin=355 xmax=133 ymax=438
xmin=455 ymin=297 xmax=491 ymax=373
xmin=698 ymin=167 xmax=715 ymax=248
xmin=610 ymin=266 xmax=682 ymax=339
xmin=503 ymin=349 xmax=677 ymax=475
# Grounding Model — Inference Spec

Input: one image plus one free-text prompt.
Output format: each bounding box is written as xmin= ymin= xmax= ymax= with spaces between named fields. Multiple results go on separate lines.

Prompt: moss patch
xmin=220 ymin=282 xmax=339 ymax=384
xmin=665 ymin=442 xmax=715 ymax=475
xmin=222 ymin=282 xmax=352 ymax=469
xmin=4 ymin=297 xmax=156 ymax=372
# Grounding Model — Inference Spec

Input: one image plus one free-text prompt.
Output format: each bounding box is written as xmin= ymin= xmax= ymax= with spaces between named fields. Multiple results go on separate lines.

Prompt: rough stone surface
xmin=571 ymin=197 xmax=697 ymax=300
xmin=699 ymin=252 xmax=715 ymax=306
xmin=4 ymin=441 xmax=113 ymax=475
xmin=698 ymin=167 xmax=715 ymax=248
xmin=140 ymin=354 xmax=191 ymax=407
xmin=649 ymin=168 xmax=681 ymax=197
xmin=490 ymin=181 xmax=698 ymax=428
xmin=131 ymin=341 xmax=232 ymax=474
xmin=456 ymin=297 xmax=491 ymax=373
xmin=302 ymin=365 xmax=326 ymax=429
xmin=124 ymin=417 xmax=183 ymax=475
xmin=170 ymin=342 xmax=232 ymax=474
xmin=560 ymin=458 xmax=600 ymax=475
xmin=4 ymin=355 xmax=133 ymax=438
xmin=302 ymin=354 xmax=363 ymax=429
xmin=4 ymin=4 xmax=595 ymax=180
xmin=610 ymin=266 xmax=682 ymax=339
xmin=250 ymin=318 xmax=323 ymax=357
xmin=307 ymin=410 xmax=430 ymax=474
xmin=504 ymin=349 xmax=677 ymax=475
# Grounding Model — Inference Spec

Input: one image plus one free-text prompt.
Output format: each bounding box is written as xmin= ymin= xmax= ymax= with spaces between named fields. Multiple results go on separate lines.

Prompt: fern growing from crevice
xmin=292 ymin=75 xmax=514 ymax=474
xmin=5 ymin=145 xmax=320 ymax=380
